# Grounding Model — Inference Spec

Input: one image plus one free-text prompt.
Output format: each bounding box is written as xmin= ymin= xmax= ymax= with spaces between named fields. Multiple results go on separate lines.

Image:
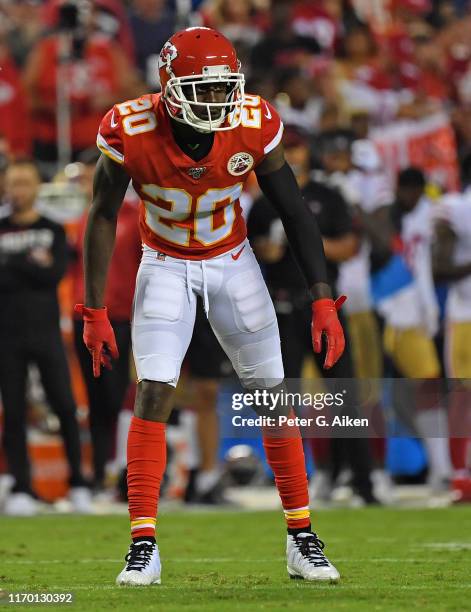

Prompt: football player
xmin=369 ymin=168 xmax=452 ymax=491
xmin=433 ymin=160 xmax=471 ymax=501
xmin=76 ymin=27 xmax=345 ymax=586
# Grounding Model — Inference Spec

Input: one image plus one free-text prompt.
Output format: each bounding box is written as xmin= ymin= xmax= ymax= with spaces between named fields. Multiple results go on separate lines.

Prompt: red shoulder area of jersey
xmin=96 ymin=93 xmax=284 ymax=259
xmin=97 ymin=93 xmax=160 ymax=165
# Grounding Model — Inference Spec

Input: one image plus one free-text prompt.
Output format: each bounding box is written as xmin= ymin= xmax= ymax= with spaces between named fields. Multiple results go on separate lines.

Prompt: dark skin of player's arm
xmin=432 ymin=220 xmax=471 ymax=282
xmin=84 ymin=154 xmax=175 ymax=422
xmin=255 ymin=142 xmax=332 ymax=300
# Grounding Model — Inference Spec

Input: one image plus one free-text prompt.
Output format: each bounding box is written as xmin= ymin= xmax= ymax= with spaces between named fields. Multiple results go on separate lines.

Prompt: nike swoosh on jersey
xmin=231 ymin=245 xmax=246 ymax=260
xmin=264 ymin=104 xmax=272 ymax=120
xmin=110 ymin=111 xmax=118 ymax=128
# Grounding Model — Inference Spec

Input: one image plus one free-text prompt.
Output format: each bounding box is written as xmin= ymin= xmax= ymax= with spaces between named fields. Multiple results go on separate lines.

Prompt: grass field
xmin=1 ymin=507 xmax=470 ymax=611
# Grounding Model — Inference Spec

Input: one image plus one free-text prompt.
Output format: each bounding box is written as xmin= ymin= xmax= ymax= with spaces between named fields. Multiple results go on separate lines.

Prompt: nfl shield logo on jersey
xmin=188 ymin=167 xmax=207 ymax=180
xmin=227 ymin=152 xmax=254 ymax=176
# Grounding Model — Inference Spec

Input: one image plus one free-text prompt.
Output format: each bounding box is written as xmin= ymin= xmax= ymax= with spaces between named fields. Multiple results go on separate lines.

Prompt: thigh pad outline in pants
xmin=208 ymin=249 xmax=284 ymax=390
xmin=132 ymin=263 xmax=196 ymax=386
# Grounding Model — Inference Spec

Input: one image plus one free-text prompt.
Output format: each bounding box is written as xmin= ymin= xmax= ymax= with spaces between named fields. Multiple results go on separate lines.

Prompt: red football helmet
xmin=158 ymin=27 xmax=245 ymax=132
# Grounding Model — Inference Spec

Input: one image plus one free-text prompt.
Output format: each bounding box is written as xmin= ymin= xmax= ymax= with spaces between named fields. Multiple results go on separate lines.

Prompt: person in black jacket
xmin=0 ymin=159 xmax=90 ymax=515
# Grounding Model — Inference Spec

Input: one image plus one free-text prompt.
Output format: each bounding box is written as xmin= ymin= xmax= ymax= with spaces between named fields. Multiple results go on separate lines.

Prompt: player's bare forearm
xmin=84 ymin=154 xmax=130 ymax=308
xmin=256 ymin=143 xmax=331 ymax=300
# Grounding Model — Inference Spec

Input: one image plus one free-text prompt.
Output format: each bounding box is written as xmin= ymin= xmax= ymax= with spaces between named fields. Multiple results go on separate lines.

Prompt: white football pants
xmin=132 ymin=239 xmax=284 ymax=389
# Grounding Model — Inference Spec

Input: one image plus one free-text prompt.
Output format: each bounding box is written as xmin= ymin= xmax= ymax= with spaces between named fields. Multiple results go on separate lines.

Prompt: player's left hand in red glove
xmin=311 ymin=296 xmax=347 ymax=370
xmin=74 ymin=304 xmax=119 ymax=377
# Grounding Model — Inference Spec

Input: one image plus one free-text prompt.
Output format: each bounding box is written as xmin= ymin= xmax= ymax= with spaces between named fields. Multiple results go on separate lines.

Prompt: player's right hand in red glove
xmin=74 ymin=304 xmax=119 ymax=377
xmin=311 ymin=296 xmax=347 ymax=370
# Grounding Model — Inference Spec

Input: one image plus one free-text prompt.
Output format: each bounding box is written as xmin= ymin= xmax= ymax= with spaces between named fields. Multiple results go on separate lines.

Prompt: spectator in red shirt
xmin=289 ymin=0 xmax=344 ymax=56
xmin=398 ymin=31 xmax=452 ymax=102
xmin=71 ymin=148 xmax=141 ymax=493
xmin=42 ymin=0 xmax=136 ymax=63
xmin=3 ymin=0 xmax=44 ymax=69
xmin=0 ymin=35 xmax=31 ymax=157
xmin=333 ymin=23 xmax=393 ymax=91
xmin=377 ymin=0 xmax=432 ymax=66
xmin=23 ymin=5 xmax=143 ymax=176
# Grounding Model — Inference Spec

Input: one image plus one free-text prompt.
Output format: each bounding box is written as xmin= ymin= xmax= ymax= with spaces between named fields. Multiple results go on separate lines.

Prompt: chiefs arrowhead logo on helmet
xmin=158 ymin=42 xmax=178 ymax=72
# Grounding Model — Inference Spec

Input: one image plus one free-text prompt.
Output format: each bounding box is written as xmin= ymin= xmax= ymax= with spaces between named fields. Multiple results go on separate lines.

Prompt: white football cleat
xmin=4 ymin=492 xmax=38 ymax=517
xmin=371 ymin=469 xmax=394 ymax=504
xmin=287 ymin=532 xmax=340 ymax=582
xmin=116 ymin=541 xmax=161 ymax=586
xmin=69 ymin=487 xmax=93 ymax=514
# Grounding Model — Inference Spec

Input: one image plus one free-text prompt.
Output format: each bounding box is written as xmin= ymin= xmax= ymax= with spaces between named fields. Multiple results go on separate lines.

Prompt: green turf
xmin=0 ymin=507 xmax=470 ymax=611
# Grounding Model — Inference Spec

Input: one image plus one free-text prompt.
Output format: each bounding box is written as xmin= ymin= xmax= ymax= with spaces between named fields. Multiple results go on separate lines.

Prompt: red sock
xmin=449 ymin=438 xmax=468 ymax=472
xmin=262 ymin=419 xmax=310 ymax=530
xmin=127 ymin=416 xmax=166 ymax=540
xmin=448 ymin=387 xmax=471 ymax=472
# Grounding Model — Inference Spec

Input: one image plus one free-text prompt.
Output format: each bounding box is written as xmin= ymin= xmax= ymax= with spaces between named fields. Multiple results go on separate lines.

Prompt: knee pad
xmin=141 ymin=271 xmax=184 ymax=322
xmin=133 ymin=329 xmax=183 ymax=387
xmin=136 ymin=355 xmax=179 ymax=387
xmin=227 ymin=269 xmax=276 ymax=333
xmin=235 ymin=336 xmax=284 ymax=390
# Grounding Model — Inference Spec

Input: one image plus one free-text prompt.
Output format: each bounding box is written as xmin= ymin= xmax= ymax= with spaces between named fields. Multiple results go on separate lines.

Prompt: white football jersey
xmin=378 ymin=196 xmax=439 ymax=333
xmin=435 ymin=188 xmax=471 ymax=321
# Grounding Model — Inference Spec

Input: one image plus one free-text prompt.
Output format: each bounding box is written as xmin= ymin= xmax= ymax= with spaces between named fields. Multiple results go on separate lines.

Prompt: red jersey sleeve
xmin=96 ymin=106 xmax=125 ymax=165
xmin=260 ymin=99 xmax=284 ymax=156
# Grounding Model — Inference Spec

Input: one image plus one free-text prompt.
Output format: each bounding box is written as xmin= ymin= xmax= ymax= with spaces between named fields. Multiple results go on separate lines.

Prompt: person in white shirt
xmin=369 ymin=167 xmax=452 ymax=492
xmin=433 ymin=166 xmax=471 ymax=500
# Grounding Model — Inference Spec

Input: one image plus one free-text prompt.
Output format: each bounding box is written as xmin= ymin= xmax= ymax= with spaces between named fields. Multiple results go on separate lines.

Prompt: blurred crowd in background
xmin=1 ymin=0 xmax=471 ymax=515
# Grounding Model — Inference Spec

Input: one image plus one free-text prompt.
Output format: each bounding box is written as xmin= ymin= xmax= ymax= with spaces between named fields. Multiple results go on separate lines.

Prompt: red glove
xmin=74 ymin=304 xmax=119 ymax=378
xmin=311 ymin=296 xmax=347 ymax=370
